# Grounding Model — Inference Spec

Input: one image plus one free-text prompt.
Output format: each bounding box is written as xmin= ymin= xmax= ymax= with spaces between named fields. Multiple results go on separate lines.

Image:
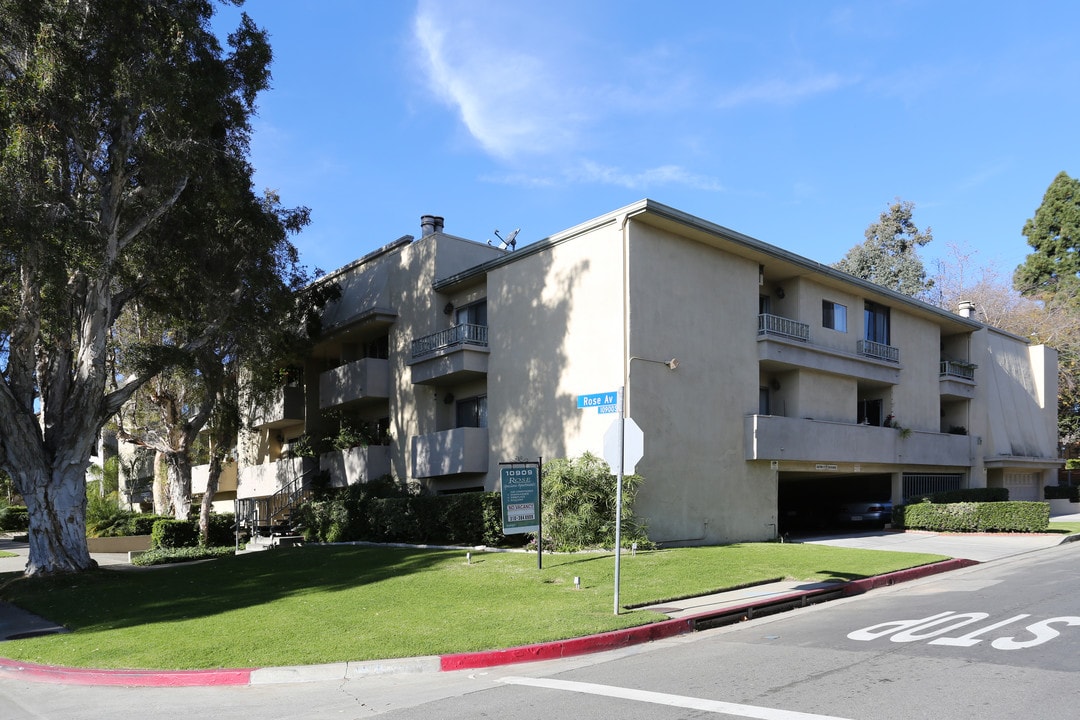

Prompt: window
xmin=759 ymin=295 xmax=772 ymax=315
xmin=822 ymin=300 xmax=847 ymax=332
xmin=759 ymin=387 xmax=770 ymax=415
xmin=864 ymin=302 xmax=890 ymax=345
xmin=455 ymin=301 xmax=487 ymax=327
xmin=456 ymin=395 xmax=487 ymax=428
xmin=857 ymin=398 xmax=883 ymax=426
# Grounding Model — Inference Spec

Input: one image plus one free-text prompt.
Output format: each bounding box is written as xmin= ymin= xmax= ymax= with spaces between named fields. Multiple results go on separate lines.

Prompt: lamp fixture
xmin=775 ymin=287 xmax=786 ymax=299
xmin=443 ymin=302 xmax=454 ymax=315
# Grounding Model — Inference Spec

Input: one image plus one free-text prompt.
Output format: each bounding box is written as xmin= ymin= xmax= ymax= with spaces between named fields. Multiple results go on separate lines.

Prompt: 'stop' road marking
xmin=499 ymin=676 xmax=854 ymax=720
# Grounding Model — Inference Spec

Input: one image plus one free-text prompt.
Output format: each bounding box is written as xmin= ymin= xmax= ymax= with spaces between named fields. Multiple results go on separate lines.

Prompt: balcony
xmin=940 ymin=360 xmax=976 ymax=381
xmin=410 ymin=427 xmax=489 ymax=478
xmin=758 ymin=313 xmax=810 ymax=342
xmin=857 ymin=339 xmax=900 ymax=363
xmin=319 ymin=445 xmax=392 ymax=486
xmin=251 ymin=385 xmax=305 ymax=429
xmin=409 ymin=324 xmax=489 ymax=385
xmin=758 ymin=332 xmax=901 ymax=385
xmin=237 ymin=456 xmax=315 ymax=499
xmin=192 ymin=460 xmax=238 ymax=495
xmin=319 ymin=358 xmax=390 ymax=409
xmin=745 ymin=414 xmax=973 ymax=467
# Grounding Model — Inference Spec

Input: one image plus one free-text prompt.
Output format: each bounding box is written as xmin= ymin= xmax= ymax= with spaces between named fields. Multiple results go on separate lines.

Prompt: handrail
xmin=236 ymin=465 xmax=315 ymax=535
xmin=757 ymin=313 xmax=810 ymax=342
xmin=857 ymin=339 xmax=900 ymax=363
xmin=411 ymin=323 xmax=488 ymax=358
xmin=940 ymin=360 xmax=976 ymax=380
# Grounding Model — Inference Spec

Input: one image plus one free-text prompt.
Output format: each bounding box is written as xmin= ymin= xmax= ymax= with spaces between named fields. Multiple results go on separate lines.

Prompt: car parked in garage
xmin=835 ymin=500 xmax=893 ymax=528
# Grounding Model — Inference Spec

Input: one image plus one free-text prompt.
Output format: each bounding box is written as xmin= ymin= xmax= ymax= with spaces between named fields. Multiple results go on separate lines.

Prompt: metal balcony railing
xmin=757 ymin=313 xmax=810 ymax=342
xmin=857 ymin=339 xmax=900 ymax=363
xmin=411 ymin=323 xmax=488 ymax=358
xmin=940 ymin=360 xmax=976 ymax=380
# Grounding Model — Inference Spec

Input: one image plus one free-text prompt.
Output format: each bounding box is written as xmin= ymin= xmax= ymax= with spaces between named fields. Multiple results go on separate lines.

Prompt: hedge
xmin=0 ymin=505 xmax=29 ymax=532
xmin=893 ymin=501 xmax=1049 ymax=533
xmin=1045 ymin=485 xmax=1080 ymax=502
xmin=151 ymin=519 xmax=200 ymax=549
xmin=296 ymin=490 xmax=510 ymax=547
xmin=906 ymin=488 xmax=1009 ymax=504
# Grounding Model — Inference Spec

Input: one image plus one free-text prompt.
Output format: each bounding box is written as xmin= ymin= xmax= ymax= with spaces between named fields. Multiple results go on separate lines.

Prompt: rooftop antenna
xmin=491 ymin=228 xmax=519 ymax=250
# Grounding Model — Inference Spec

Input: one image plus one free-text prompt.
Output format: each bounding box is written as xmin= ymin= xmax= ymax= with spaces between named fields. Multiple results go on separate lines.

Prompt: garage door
xmin=1003 ymin=472 xmax=1038 ymax=501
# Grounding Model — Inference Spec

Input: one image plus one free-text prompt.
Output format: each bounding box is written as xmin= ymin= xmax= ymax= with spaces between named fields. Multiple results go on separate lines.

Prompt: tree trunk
xmin=153 ymin=451 xmax=170 ymax=516
xmin=165 ymin=451 xmax=193 ymax=520
xmin=20 ymin=465 xmax=96 ymax=576
xmin=198 ymin=455 xmax=222 ymax=543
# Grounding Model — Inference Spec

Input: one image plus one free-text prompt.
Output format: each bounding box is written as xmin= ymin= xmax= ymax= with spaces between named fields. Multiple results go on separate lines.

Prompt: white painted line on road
xmin=499 ymin=676 xmax=853 ymax=720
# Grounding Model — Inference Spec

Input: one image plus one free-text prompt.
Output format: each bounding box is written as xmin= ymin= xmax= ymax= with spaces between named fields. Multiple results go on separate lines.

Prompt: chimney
xmin=420 ymin=215 xmax=445 ymax=237
xmin=957 ymin=300 xmax=976 ymax=318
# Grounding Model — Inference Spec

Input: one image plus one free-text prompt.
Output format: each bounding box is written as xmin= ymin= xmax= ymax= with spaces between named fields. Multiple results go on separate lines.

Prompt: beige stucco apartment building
xmin=234 ymin=200 xmax=1062 ymax=545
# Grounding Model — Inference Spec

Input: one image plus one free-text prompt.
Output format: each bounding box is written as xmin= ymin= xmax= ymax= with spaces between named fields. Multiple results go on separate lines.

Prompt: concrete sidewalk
xmin=1 ymin=516 xmax=1078 ymax=685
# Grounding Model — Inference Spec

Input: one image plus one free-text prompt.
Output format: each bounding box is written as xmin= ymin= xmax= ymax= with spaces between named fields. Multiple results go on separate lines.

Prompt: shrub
xmin=907 ymin=487 xmax=1009 ymax=504
xmin=132 ymin=545 xmax=235 ymax=566
xmin=294 ymin=483 xmax=510 ymax=547
xmin=151 ymin=519 xmax=200 ymax=549
xmin=1045 ymin=485 xmax=1080 ymax=502
xmin=539 ymin=452 xmax=652 ymax=552
xmin=894 ymin=501 xmax=1049 ymax=533
xmin=204 ymin=513 xmax=238 ymax=546
xmin=0 ymin=505 xmax=29 ymax=532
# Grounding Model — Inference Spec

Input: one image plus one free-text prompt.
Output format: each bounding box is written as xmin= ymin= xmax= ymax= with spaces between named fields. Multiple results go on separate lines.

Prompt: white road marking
xmin=499 ymin=676 xmax=854 ymax=720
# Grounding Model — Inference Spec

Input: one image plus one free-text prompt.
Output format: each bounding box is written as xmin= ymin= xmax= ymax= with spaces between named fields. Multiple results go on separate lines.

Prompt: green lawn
xmin=0 ymin=550 xmax=15 ymax=559
xmin=1048 ymin=520 xmax=1080 ymax=535
xmin=0 ymin=543 xmax=946 ymax=670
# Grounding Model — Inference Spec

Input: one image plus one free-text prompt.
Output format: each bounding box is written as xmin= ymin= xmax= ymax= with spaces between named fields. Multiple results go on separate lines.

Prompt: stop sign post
xmin=605 ymin=416 xmax=643 ymax=474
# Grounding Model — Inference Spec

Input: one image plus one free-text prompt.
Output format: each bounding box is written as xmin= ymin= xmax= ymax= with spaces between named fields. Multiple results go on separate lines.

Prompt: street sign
xmin=604 ymin=417 xmax=644 ymax=474
xmin=500 ymin=466 xmax=540 ymax=534
xmin=577 ymin=391 xmax=620 ymax=413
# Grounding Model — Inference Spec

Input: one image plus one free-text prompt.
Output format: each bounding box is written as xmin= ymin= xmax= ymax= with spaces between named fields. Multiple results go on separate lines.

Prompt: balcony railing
xmin=411 ymin=323 xmax=488 ymax=358
xmin=940 ymin=360 xmax=976 ymax=381
xmin=758 ymin=313 xmax=810 ymax=342
xmin=857 ymin=339 xmax=900 ymax=363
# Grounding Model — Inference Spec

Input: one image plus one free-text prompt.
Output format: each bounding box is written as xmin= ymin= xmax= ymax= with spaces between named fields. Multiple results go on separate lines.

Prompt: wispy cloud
xmin=412 ymin=2 xmax=583 ymax=160
xmin=715 ymin=73 xmax=856 ymax=109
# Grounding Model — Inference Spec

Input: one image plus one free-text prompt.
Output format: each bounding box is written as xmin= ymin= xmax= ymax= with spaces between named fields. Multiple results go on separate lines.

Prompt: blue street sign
xmin=577 ymin=391 xmax=620 ymax=411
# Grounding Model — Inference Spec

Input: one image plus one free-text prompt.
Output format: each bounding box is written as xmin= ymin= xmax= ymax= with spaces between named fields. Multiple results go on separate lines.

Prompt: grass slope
xmin=0 ymin=543 xmax=946 ymax=670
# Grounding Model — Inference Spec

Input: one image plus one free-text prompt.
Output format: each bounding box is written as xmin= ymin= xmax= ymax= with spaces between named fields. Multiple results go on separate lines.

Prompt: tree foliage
xmin=1014 ymin=171 xmax=1080 ymax=300
xmin=834 ymin=199 xmax=934 ymax=299
xmin=539 ymin=453 xmax=650 ymax=551
xmin=1012 ymin=172 xmax=1080 ymax=450
xmin=0 ymin=0 xmax=308 ymax=575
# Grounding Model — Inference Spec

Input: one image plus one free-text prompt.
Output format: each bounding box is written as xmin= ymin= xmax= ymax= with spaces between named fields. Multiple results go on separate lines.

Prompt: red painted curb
xmin=840 ymin=558 xmax=979 ymax=597
xmin=440 ymin=616 xmax=695 ymax=671
xmin=0 ymin=657 xmax=253 ymax=687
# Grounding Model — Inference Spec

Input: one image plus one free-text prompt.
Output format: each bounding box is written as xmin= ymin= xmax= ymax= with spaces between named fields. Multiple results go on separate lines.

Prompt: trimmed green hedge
xmin=1045 ymin=485 xmax=1080 ymax=502
xmin=296 ymin=489 xmax=510 ymax=547
xmin=894 ymin=501 xmax=1049 ymax=533
xmin=151 ymin=519 xmax=199 ymax=549
xmin=0 ymin=505 xmax=29 ymax=532
xmin=908 ymin=488 xmax=1009 ymax=504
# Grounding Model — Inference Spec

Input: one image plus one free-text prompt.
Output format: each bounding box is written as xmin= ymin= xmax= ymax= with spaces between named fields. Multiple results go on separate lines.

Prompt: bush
xmin=1045 ymin=485 xmax=1080 ymax=502
xmin=894 ymin=501 xmax=1049 ymax=533
xmin=151 ymin=519 xmax=199 ymax=549
xmin=0 ymin=505 xmax=29 ymax=532
xmin=204 ymin=513 xmax=238 ymax=546
xmin=539 ymin=452 xmax=652 ymax=552
xmin=132 ymin=545 xmax=235 ymax=566
xmin=294 ymin=483 xmax=510 ymax=547
xmin=907 ymin=487 xmax=1009 ymax=504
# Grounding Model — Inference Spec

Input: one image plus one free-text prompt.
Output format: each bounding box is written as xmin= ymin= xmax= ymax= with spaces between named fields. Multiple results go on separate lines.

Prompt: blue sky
xmin=213 ymin=1 xmax=1080 ymax=285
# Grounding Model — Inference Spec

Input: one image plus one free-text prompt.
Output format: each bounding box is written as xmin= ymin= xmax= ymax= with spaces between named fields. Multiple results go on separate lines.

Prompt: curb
xmin=0 ymin=557 xmax=984 ymax=687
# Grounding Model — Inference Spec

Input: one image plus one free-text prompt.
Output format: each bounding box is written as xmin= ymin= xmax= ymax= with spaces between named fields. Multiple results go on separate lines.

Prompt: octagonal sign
xmin=604 ymin=417 xmax=644 ymax=474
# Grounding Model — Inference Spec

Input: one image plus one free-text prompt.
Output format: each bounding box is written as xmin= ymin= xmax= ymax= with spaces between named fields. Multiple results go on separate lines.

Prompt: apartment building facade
xmin=235 ymin=200 xmax=1061 ymax=544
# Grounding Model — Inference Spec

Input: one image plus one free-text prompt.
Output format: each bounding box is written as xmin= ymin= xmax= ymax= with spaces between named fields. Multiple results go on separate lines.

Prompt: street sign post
xmin=499 ymin=459 xmax=543 ymax=569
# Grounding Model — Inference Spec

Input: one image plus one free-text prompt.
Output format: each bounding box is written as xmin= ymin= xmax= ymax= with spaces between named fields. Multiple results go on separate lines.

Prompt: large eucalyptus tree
xmin=0 ymin=0 xmax=308 ymax=575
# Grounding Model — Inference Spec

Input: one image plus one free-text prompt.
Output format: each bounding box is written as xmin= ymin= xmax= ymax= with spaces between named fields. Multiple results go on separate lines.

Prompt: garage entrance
xmin=778 ymin=473 xmax=892 ymax=533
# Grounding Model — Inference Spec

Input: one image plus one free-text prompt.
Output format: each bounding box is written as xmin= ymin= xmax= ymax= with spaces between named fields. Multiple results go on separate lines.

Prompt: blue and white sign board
xmin=500 ymin=466 xmax=540 ymax=534
xmin=577 ymin=390 xmax=620 ymax=414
